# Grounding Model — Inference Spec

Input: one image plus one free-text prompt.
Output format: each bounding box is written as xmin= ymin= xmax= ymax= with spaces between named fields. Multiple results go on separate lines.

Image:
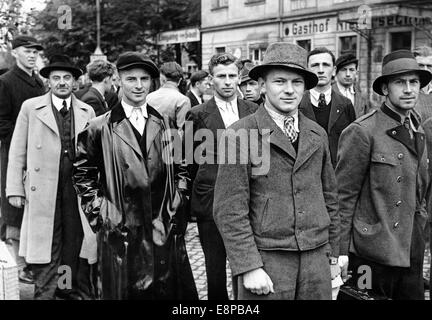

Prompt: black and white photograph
xmin=0 ymin=0 xmax=431 ymax=308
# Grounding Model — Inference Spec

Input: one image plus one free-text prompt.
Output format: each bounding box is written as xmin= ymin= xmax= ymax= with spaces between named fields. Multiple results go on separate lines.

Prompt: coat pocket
xmin=23 ymin=170 xmax=29 ymax=199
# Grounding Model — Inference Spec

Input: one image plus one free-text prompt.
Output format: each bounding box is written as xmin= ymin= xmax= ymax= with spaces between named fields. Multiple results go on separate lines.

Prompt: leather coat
xmin=73 ymin=102 xmax=197 ymax=299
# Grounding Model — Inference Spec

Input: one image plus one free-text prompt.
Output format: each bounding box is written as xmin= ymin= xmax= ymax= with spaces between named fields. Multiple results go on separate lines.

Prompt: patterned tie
xmin=60 ymin=100 xmax=69 ymax=117
xmin=318 ymin=93 xmax=326 ymax=108
xmin=283 ymin=116 xmax=298 ymax=143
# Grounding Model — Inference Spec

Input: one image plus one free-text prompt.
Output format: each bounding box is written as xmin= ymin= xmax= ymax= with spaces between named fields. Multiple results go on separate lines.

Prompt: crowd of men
xmin=0 ymin=34 xmax=432 ymax=300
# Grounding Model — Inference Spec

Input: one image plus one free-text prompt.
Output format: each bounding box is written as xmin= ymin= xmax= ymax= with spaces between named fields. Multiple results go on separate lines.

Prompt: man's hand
xmin=243 ymin=268 xmax=275 ymax=296
xmin=8 ymin=196 xmax=25 ymax=208
xmin=338 ymin=255 xmax=349 ymax=282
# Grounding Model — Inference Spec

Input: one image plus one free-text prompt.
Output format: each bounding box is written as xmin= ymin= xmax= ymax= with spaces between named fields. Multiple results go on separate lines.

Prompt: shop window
xmin=215 ymin=47 xmax=226 ymax=54
xmin=297 ymin=39 xmax=311 ymax=52
xmin=212 ymin=0 xmax=229 ymax=9
xmin=390 ymin=31 xmax=412 ymax=51
xmin=291 ymin=0 xmax=317 ymax=11
xmin=339 ymin=35 xmax=357 ymax=56
xmin=249 ymin=47 xmax=266 ymax=64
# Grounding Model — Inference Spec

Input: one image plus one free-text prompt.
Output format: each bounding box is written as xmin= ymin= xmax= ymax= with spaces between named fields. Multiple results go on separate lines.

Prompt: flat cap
xmin=116 ymin=52 xmax=159 ymax=78
xmin=11 ymin=35 xmax=43 ymax=50
xmin=335 ymin=54 xmax=358 ymax=73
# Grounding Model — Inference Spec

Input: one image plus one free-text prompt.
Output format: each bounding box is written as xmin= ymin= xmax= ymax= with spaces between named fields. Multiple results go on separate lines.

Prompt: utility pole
xmin=91 ymin=0 xmax=106 ymax=62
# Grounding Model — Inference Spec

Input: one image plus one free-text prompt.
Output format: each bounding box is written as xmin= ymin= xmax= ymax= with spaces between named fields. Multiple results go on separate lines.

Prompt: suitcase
xmin=0 ymin=241 xmax=19 ymax=300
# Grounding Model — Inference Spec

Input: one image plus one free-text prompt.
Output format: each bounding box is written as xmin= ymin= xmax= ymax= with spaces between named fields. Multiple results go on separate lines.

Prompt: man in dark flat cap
xmin=239 ymin=62 xmax=264 ymax=106
xmin=332 ymin=53 xmax=370 ymax=118
xmin=0 ymin=35 xmax=45 ymax=284
xmin=73 ymin=52 xmax=198 ymax=300
xmin=336 ymin=50 xmax=431 ymax=299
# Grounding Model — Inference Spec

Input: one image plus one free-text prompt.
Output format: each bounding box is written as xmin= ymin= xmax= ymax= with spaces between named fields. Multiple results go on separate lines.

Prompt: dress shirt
xmin=214 ymin=95 xmax=239 ymax=128
xmin=52 ymin=94 xmax=72 ymax=111
xmin=310 ymin=87 xmax=332 ymax=107
xmin=264 ymin=103 xmax=299 ymax=134
xmin=336 ymin=82 xmax=355 ymax=105
xmin=122 ymin=100 xmax=148 ymax=134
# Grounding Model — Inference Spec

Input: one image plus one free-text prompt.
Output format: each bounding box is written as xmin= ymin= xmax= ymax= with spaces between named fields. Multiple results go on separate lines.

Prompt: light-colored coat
xmin=6 ymin=92 xmax=95 ymax=264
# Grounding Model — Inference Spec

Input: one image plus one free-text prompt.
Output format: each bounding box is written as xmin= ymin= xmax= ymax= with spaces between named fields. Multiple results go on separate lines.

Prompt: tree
xmin=32 ymin=0 xmax=200 ymax=69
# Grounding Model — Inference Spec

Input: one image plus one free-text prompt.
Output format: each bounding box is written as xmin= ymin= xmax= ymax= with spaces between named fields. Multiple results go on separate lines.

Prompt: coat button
xmin=381 ymin=157 xmax=385 ymax=162
xmin=36 ymin=145 xmax=42 ymax=149
xmin=398 ymin=153 xmax=404 ymax=159
xmin=394 ymin=222 xmax=399 ymax=228
xmin=392 ymin=131 xmax=397 ymax=135
xmin=34 ymin=168 xmax=40 ymax=172
xmin=160 ymin=260 xmax=165 ymax=265
xmin=362 ymin=227 xmax=368 ymax=232
xmin=31 ymin=186 xmax=36 ymax=191
xmin=396 ymin=200 xmax=402 ymax=206
xmin=397 ymin=176 xmax=402 ymax=182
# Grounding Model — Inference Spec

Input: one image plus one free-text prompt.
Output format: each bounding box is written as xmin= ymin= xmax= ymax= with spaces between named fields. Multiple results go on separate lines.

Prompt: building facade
xmin=201 ymin=0 xmax=432 ymax=106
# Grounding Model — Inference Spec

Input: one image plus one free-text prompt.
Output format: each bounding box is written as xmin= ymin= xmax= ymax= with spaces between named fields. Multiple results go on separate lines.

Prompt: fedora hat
xmin=248 ymin=42 xmax=318 ymax=90
xmin=40 ymin=54 xmax=82 ymax=79
xmin=373 ymin=50 xmax=432 ymax=95
xmin=239 ymin=62 xmax=255 ymax=85
xmin=116 ymin=52 xmax=159 ymax=78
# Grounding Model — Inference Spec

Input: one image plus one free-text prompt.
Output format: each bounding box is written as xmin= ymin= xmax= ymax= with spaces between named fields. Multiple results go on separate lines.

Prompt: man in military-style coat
xmin=336 ymin=50 xmax=432 ymax=299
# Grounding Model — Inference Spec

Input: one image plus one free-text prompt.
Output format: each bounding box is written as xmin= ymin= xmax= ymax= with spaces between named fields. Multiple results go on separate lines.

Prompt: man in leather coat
xmin=73 ymin=52 xmax=198 ymax=300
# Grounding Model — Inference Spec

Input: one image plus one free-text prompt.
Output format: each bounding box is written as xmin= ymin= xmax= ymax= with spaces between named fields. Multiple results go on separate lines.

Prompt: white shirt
xmin=264 ymin=103 xmax=299 ymax=133
xmin=310 ymin=87 xmax=332 ymax=107
xmin=122 ymin=100 xmax=148 ymax=134
xmin=336 ymin=82 xmax=355 ymax=105
xmin=52 ymin=94 xmax=72 ymax=111
xmin=214 ymin=95 xmax=239 ymax=128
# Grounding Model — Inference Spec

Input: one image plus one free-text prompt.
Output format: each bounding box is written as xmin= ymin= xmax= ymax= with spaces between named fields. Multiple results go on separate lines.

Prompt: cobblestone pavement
xmin=14 ymin=223 xmax=430 ymax=300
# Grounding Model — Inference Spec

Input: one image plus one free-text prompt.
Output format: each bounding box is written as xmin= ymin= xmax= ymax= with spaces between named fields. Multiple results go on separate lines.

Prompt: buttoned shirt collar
xmin=51 ymin=94 xmax=72 ymax=111
xmin=214 ymin=95 xmax=239 ymax=128
xmin=121 ymin=100 xmax=148 ymax=119
xmin=383 ymin=103 xmax=419 ymax=132
xmin=310 ymin=87 xmax=332 ymax=107
xmin=336 ymin=82 xmax=355 ymax=104
xmin=264 ymin=103 xmax=299 ymax=133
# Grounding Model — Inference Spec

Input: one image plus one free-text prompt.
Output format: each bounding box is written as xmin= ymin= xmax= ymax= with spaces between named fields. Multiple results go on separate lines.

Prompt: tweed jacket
xmin=299 ymin=90 xmax=356 ymax=168
xmin=6 ymin=92 xmax=95 ymax=263
xmin=332 ymin=82 xmax=371 ymax=119
xmin=336 ymin=104 xmax=430 ymax=267
xmin=213 ymin=107 xmax=340 ymax=277
xmin=185 ymin=97 xmax=258 ymax=222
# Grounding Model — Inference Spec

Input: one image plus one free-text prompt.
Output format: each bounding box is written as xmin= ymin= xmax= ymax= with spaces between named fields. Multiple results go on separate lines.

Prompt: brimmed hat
xmin=116 ymin=52 xmax=159 ymax=78
xmin=11 ymin=35 xmax=43 ymax=50
xmin=39 ymin=54 xmax=82 ymax=79
xmin=373 ymin=50 xmax=432 ymax=95
xmin=335 ymin=53 xmax=358 ymax=73
xmin=248 ymin=42 xmax=318 ymax=90
xmin=239 ymin=62 xmax=255 ymax=85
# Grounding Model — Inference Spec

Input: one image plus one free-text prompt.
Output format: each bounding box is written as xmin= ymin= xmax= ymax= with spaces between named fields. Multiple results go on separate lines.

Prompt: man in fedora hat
xmin=73 ymin=52 xmax=198 ymax=300
xmin=0 ymin=35 xmax=45 ymax=284
xmin=336 ymin=50 xmax=432 ymax=299
xmin=298 ymin=47 xmax=356 ymax=168
xmin=213 ymin=42 xmax=340 ymax=300
xmin=239 ymin=62 xmax=264 ymax=106
xmin=6 ymin=54 xmax=96 ymax=299
xmin=332 ymin=53 xmax=370 ymax=118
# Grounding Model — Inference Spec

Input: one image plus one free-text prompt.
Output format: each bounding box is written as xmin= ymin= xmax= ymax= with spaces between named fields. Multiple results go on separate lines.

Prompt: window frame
xmin=335 ymin=32 xmax=360 ymax=58
xmin=386 ymin=27 xmax=415 ymax=54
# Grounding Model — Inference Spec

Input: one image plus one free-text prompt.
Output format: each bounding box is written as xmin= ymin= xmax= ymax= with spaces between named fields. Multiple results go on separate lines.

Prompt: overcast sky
xmin=22 ymin=0 xmax=47 ymax=13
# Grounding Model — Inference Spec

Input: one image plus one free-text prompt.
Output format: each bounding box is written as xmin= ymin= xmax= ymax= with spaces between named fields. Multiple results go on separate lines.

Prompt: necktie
xmin=318 ymin=93 xmax=326 ymax=108
xmin=131 ymin=107 xmax=145 ymax=135
xmin=60 ymin=100 xmax=69 ymax=117
xmin=283 ymin=116 xmax=298 ymax=143
xmin=403 ymin=116 xmax=413 ymax=139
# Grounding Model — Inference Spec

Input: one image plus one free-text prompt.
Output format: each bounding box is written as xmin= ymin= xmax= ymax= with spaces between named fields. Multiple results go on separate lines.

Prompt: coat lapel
xmin=327 ymin=91 xmax=343 ymax=132
xmin=72 ymin=95 xmax=91 ymax=142
xmin=298 ymin=92 xmax=317 ymax=121
xmin=237 ymin=98 xmax=255 ymax=119
xmin=203 ymin=97 xmax=226 ymax=131
xmin=35 ymin=93 xmax=59 ymax=136
xmin=293 ymin=113 xmax=320 ymax=172
xmin=113 ymin=119 xmax=144 ymax=159
xmin=255 ymin=107 xmax=297 ymax=160
xmin=146 ymin=116 xmax=161 ymax=153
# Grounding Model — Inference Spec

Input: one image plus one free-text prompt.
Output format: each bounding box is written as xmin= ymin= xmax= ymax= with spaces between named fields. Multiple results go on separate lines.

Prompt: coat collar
xmin=255 ymin=106 xmax=320 ymax=165
xmin=110 ymin=101 xmax=163 ymax=159
xmin=35 ymin=92 xmax=92 ymax=140
xmin=12 ymin=64 xmax=44 ymax=89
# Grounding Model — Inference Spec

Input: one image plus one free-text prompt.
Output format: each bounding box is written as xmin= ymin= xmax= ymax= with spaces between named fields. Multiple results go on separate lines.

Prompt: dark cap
xmin=116 ymin=52 xmax=159 ymax=78
xmin=11 ymin=35 xmax=43 ymax=50
xmin=335 ymin=54 xmax=358 ymax=73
